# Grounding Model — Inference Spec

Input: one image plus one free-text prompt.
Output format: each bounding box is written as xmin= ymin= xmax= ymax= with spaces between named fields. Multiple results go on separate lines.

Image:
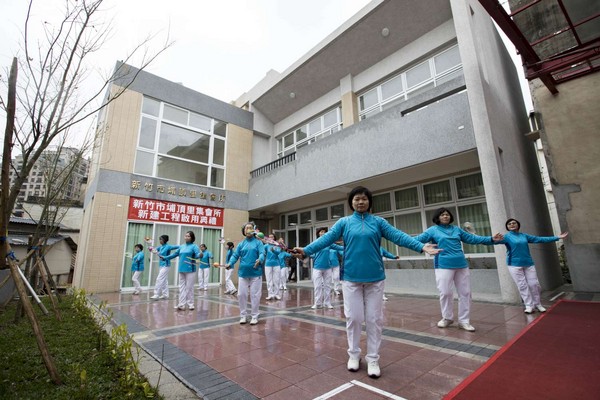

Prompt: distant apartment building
xmin=10 ymin=147 xmax=90 ymax=205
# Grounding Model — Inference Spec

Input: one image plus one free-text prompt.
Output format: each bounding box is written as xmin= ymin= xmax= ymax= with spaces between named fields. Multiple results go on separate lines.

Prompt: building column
xmin=340 ymin=74 xmax=358 ymax=128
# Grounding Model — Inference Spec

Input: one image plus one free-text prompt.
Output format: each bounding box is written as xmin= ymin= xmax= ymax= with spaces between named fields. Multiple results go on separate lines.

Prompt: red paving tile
xmin=94 ymin=284 xmax=545 ymax=399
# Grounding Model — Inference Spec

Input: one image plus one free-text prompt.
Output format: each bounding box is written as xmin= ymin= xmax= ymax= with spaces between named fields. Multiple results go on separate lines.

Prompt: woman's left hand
xmin=422 ymin=243 xmax=442 ymax=255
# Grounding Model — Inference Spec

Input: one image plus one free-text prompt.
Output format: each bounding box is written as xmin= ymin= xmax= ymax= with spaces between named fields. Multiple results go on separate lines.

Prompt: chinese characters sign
xmin=131 ymin=180 xmax=226 ymax=202
xmin=128 ymin=197 xmax=224 ymax=227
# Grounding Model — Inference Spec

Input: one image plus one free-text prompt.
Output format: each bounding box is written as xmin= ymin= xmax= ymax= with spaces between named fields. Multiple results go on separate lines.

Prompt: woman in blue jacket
xmin=224 ymin=241 xmax=237 ymax=295
xmin=226 ymin=222 xmax=265 ymax=325
xmin=294 ymin=186 xmax=440 ymax=379
xmin=416 ymin=208 xmax=503 ymax=332
xmin=499 ymin=218 xmax=567 ymax=314
xmin=131 ymin=244 xmax=144 ymax=295
xmin=308 ymin=227 xmax=343 ymax=310
xmin=163 ymin=231 xmax=202 ymax=311
xmin=151 ymin=235 xmax=177 ymax=300
xmin=264 ymin=233 xmax=282 ymax=301
xmin=198 ymin=244 xmax=213 ymax=291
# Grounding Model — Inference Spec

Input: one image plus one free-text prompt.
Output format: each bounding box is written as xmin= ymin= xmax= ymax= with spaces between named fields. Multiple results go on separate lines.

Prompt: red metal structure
xmin=478 ymin=0 xmax=600 ymax=94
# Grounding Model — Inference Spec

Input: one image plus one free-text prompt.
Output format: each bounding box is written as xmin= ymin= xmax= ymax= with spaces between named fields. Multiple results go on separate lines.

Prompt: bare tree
xmin=0 ymin=0 xmax=171 ymax=384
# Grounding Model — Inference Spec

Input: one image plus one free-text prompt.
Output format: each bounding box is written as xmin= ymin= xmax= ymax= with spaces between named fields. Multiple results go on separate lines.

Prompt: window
xmin=358 ymin=44 xmax=463 ymax=120
xmin=372 ymin=193 xmax=392 ymax=213
xmin=423 ymin=180 xmax=452 ymax=205
xmin=395 ymin=187 xmax=419 ymax=209
xmin=315 ymin=207 xmax=328 ymax=222
xmin=135 ymin=97 xmax=227 ymax=188
xmin=300 ymin=211 xmax=311 ymax=224
xmin=277 ymin=107 xmax=342 ymax=158
xmin=330 ymin=204 xmax=345 ymax=219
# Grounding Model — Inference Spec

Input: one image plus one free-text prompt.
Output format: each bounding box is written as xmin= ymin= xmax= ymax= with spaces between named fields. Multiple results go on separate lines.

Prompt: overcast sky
xmin=1 ymin=0 xmax=372 ymax=104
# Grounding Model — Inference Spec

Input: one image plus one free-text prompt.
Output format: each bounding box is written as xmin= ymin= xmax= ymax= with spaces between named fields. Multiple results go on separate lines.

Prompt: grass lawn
xmin=0 ymin=291 xmax=162 ymax=399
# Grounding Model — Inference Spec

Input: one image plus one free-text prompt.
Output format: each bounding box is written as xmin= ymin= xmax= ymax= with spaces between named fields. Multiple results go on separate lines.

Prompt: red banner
xmin=128 ymin=197 xmax=224 ymax=227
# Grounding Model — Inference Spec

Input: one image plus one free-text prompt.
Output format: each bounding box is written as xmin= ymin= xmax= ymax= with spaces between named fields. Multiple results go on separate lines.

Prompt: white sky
xmin=1 ymin=0 xmax=372 ymax=104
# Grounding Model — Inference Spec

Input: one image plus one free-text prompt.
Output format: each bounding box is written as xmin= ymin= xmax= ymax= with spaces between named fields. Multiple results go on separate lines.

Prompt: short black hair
xmin=186 ymin=231 xmax=196 ymax=243
xmin=227 ymin=241 xmax=234 ymax=248
xmin=317 ymin=227 xmax=328 ymax=235
xmin=432 ymin=207 xmax=455 ymax=225
xmin=159 ymin=234 xmax=169 ymax=243
xmin=200 ymin=244 xmax=207 ymax=249
xmin=505 ymin=218 xmax=521 ymax=230
xmin=135 ymin=244 xmax=143 ymax=251
xmin=348 ymin=186 xmax=373 ymax=212
xmin=241 ymin=221 xmax=256 ymax=236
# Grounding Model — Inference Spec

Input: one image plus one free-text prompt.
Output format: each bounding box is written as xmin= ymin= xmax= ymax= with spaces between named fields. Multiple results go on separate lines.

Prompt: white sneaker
xmin=458 ymin=322 xmax=476 ymax=332
xmin=224 ymin=290 xmax=231 ymax=295
xmin=158 ymin=295 xmax=168 ymax=300
xmin=283 ymin=287 xmax=287 ymax=290
xmin=383 ymin=295 xmax=388 ymax=301
xmin=334 ymin=290 xmax=340 ymax=296
xmin=250 ymin=317 xmax=258 ymax=325
xmin=347 ymin=357 xmax=360 ymax=372
xmin=266 ymin=295 xmax=273 ymax=300
xmin=524 ymin=306 xmax=533 ymax=314
xmin=239 ymin=317 xmax=248 ymax=324
xmin=275 ymin=295 xmax=281 ymax=300
xmin=536 ymin=305 xmax=547 ymax=313
xmin=188 ymin=305 xmax=195 ymax=310
xmin=176 ymin=305 xmax=185 ymax=311
xmin=231 ymin=290 xmax=237 ymax=295
xmin=437 ymin=318 xmax=454 ymax=328
xmin=326 ymin=304 xmax=334 ymax=309
xmin=310 ymin=304 xmax=321 ymax=309
xmin=132 ymin=291 xmax=140 ymax=295
xmin=150 ymin=295 xmax=160 ymax=300
xmin=367 ymin=361 xmax=381 ymax=378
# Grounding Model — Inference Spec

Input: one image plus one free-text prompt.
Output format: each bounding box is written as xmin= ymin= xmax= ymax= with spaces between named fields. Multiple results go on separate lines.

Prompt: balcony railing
xmin=250 ymin=152 xmax=296 ymax=178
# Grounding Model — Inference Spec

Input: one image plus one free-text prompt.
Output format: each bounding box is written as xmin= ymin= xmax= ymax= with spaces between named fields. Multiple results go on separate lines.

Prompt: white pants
xmin=198 ymin=268 xmax=210 ymax=290
xmin=153 ymin=267 xmax=170 ymax=297
xmin=332 ymin=266 xmax=340 ymax=291
xmin=132 ymin=271 xmax=142 ymax=292
xmin=178 ymin=272 xmax=196 ymax=308
xmin=279 ymin=267 xmax=288 ymax=289
xmin=265 ymin=266 xmax=280 ymax=297
xmin=435 ymin=268 xmax=471 ymax=324
xmin=313 ymin=268 xmax=333 ymax=306
xmin=343 ymin=280 xmax=384 ymax=363
xmin=508 ymin=265 xmax=541 ymax=308
xmin=238 ymin=276 xmax=262 ymax=318
xmin=225 ymin=268 xmax=236 ymax=292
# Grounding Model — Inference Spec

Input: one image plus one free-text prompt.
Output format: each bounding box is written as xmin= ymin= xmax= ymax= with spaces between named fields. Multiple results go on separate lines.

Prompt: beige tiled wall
xmin=225 ymin=124 xmax=253 ymax=193
xmin=100 ymin=87 xmax=142 ymax=173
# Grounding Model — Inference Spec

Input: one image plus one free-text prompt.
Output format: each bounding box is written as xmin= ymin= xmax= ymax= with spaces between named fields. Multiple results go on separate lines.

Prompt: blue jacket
xmin=279 ymin=251 xmax=292 ymax=268
xmin=164 ymin=243 xmax=202 ymax=273
xmin=304 ymin=211 xmax=424 ymax=282
xmin=265 ymin=244 xmax=281 ymax=267
xmin=329 ymin=248 xmax=343 ymax=267
xmin=132 ymin=251 xmax=144 ymax=272
xmin=312 ymin=243 xmax=344 ymax=270
xmin=499 ymin=231 xmax=559 ymax=267
xmin=226 ymin=248 xmax=235 ymax=264
xmin=415 ymin=225 xmax=494 ymax=269
xmin=380 ymin=247 xmax=397 ymax=260
xmin=199 ymin=250 xmax=213 ymax=269
xmin=228 ymin=237 xmax=265 ymax=278
xmin=156 ymin=244 xmax=177 ymax=267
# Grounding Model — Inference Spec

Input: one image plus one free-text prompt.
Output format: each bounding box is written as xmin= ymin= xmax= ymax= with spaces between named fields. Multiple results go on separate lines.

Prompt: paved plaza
xmin=92 ymin=284 xmax=598 ymax=399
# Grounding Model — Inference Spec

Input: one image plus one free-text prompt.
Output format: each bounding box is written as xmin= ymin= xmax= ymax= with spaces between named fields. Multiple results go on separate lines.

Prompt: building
xmin=480 ymin=0 xmax=600 ymax=291
xmin=9 ymin=147 xmax=90 ymax=205
xmin=75 ymin=0 xmax=561 ymax=302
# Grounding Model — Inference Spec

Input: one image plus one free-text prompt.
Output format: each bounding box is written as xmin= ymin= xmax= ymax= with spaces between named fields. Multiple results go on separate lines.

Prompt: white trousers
xmin=279 ymin=267 xmax=288 ymax=289
xmin=265 ymin=266 xmax=280 ymax=297
xmin=331 ymin=266 xmax=340 ymax=291
xmin=343 ymin=280 xmax=384 ymax=363
xmin=238 ymin=277 xmax=262 ymax=318
xmin=132 ymin=271 xmax=142 ymax=292
xmin=313 ymin=268 xmax=333 ymax=306
xmin=508 ymin=265 xmax=541 ymax=308
xmin=435 ymin=268 xmax=471 ymax=324
xmin=225 ymin=268 xmax=236 ymax=292
xmin=178 ymin=272 xmax=196 ymax=308
xmin=198 ymin=268 xmax=210 ymax=290
xmin=153 ymin=267 xmax=170 ymax=297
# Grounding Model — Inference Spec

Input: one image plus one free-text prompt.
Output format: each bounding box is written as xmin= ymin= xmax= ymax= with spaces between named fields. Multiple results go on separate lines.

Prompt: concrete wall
xmin=531 ymin=74 xmax=600 ymax=291
xmin=249 ymin=79 xmax=475 ymax=209
xmin=451 ymin=0 xmax=561 ymax=301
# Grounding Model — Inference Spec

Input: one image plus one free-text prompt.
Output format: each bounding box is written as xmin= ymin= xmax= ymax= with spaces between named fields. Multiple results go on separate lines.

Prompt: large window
xmin=121 ymin=222 xmax=223 ymax=290
xmin=134 ymin=97 xmax=227 ymax=188
xmin=277 ymin=107 xmax=342 ymax=158
xmin=358 ymin=45 xmax=463 ymax=120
